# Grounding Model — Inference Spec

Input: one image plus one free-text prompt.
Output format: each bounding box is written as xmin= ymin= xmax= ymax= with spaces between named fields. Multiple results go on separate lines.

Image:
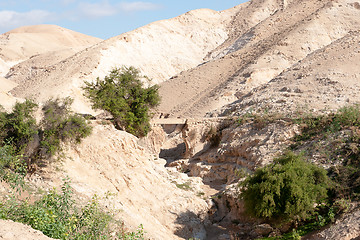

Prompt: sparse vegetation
xmin=40 ymin=97 xmax=92 ymax=157
xmin=175 ymin=181 xmax=192 ymax=191
xmin=0 ymin=179 xmax=145 ymax=240
xmin=0 ymin=98 xmax=92 ymax=180
xmin=0 ymin=144 xmax=27 ymax=189
xmin=83 ymin=67 xmax=160 ymax=137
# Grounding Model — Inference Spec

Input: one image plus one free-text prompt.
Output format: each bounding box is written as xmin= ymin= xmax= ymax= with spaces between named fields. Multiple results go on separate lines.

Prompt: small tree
xmin=83 ymin=67 xmax=160 ymax=137
xmin=240 ymin=152 xmax=329 ymax=222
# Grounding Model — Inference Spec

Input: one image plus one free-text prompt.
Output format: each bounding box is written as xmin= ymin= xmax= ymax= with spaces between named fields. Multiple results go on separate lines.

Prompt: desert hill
xmin=0 ymin=24 xmax=102 ymax=76
xmin=2 ymin=0 xmax=360 ymax=239
xmin=158 ymin=0 xmax=360 ymax=118
xmin=0 ymin=24 xmax=102 ymax=111
xmin=5 ymin=5 xmax=243 ymax=114
xmin=221 ymin=30 xmax=360 ymax=116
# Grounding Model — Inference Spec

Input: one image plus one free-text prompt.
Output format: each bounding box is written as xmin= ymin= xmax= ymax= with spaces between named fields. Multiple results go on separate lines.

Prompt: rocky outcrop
xmin=166 ymin=119 xmax=298 ymax=184
xmin=52 ymin=124 xmax=209 ymax=239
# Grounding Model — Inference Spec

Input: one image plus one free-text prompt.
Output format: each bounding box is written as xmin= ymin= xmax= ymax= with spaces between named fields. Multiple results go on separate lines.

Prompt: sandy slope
xmin=0 ymin=24 xmax=102 ymax=76
xmin=0 ymin=24 xmax=102 ymax=110
xmin=1 ymin=24 xmax=102 ymax=61
xmin=0 ymin=76 xmax=20 ymax=110
xmin=0 ymin=220 xmax=55 ymax=240
xmin=222 ymin=30 xmax=360 ymax=116
xmin=157 ymin=0 xmax=360 ymax=118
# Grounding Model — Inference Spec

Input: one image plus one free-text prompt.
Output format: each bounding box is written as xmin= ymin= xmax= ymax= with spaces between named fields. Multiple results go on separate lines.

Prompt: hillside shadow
xmin=160 ymin=142 xmax=186 ymax=165
xmin=174 ymin=210 xmax=229 ymax=240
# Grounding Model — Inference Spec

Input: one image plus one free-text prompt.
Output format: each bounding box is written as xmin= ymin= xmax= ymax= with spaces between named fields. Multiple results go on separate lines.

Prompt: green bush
xmin=0 ymin=179 xmax=145 ymax=239
xmin=0 ymin=144 xmax=27 ymax=188
xmin=0 ymin=98 xmax=91 ymax=179
xmin=83 ymin=67 xmax=160 ymax=137
xmin=0 ymin=100 xmax=38 ymax=153
xmin=40 ymin=98 xmax=92 ymax=156
xmin=240 ymin=152 xmax=329 ymax=221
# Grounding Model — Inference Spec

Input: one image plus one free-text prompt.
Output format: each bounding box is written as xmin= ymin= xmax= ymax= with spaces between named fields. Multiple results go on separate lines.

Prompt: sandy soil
xmin=0 ymin=220 xmax=55 ymax=240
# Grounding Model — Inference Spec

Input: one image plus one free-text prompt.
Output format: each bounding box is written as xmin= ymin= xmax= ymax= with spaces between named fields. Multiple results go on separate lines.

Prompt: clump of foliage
xmin=288 ymin=105 xmax=360 ymax=201
xmin=40 ymin=97 xmax=92 ymax=157
xmin=0 ymin=98 xmax=92 ymax=180
xmin=240 ymin=152 xmax=329 ymax=222
xmin=329 ymin=165 xmax=360 ymax=200
xmin=0 ymin=179 xmax=145 ymax=240
xmin=83 ymin=66 xmax=160 ymax=137
xmin=0 ymin=100 xmax=38 ymax=154
xmin=0 ymin=144 xmax=27 ymax=189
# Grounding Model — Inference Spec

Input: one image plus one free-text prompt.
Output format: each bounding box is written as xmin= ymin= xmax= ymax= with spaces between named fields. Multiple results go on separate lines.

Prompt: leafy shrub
xmin=0 ymin=179 xmax=145 ymax=240
xmin=83 ymin=67 xmax=160 ymax=137
xmin=0 ymin=100 xmax=38 ymax=153
xmin=40 ymin=98 xmax=92 ymax=156
xmin=0 ymin=98 xmax=91 ymax=178
xmin=0 ymin=144 xmax=27 ymax=188
xmin=240 ymin=152 xmax=329 ymax=221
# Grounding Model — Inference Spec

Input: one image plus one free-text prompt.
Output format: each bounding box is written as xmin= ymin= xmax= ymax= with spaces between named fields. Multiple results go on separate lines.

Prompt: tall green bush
xmin=83 ymin=67 xmax=160 ymax=137
xmin=240 ymin=152 xmax=329 ymax=221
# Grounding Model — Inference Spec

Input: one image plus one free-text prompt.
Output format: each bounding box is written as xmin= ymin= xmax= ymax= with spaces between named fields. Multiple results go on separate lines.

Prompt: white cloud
xmin=61 ymin=0 xmax=76 ymax=5
xmin=0 ymin=10 xmax=52 ymax=33
xmin=78 ymin=1 xmax=161 ymax=19
xmin=118 ymin=2 xmax=161 ymax=12
xmin=79 ymin=1 xmax=117 ymax=18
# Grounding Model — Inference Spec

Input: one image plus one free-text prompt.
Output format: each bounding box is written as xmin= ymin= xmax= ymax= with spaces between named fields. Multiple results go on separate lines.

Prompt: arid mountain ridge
xmin=1 ymin=0 xmax=359 ymax=119
xmin=1 ymin=0 xmax=360 ymax=239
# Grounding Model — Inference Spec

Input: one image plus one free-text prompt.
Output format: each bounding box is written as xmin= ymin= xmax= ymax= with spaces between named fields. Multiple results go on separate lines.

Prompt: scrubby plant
xmin=40 ymin=97 xmax=92 ymax=157
xmin=83 ymin=66 xmax=160 ymax=137
xmin=0 ymin=98 xmax=92 ymax=179
xmin=0 ymin=100 xmax=38 ymax=154
xmin=293 ymin=105 xmax=360 ymax=143
xmin=240 ymin=152 xmax=329 ymax=221
xmin=0 ymin=144 xmax=27 ymax=188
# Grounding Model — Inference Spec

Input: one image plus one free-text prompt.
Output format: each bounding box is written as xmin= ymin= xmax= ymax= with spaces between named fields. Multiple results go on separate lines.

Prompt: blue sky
xmin=0 ymin=1 xmax=246 ymax=39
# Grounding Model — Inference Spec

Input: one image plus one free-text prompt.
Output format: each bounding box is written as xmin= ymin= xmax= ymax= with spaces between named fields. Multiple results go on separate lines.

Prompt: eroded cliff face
xmin=56 ymin=124 xmax=212 ymax=239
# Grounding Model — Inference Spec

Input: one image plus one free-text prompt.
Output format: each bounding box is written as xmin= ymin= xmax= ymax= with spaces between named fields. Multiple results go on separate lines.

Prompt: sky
xmin=0 ymin=0 xmax=246 ymax=39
